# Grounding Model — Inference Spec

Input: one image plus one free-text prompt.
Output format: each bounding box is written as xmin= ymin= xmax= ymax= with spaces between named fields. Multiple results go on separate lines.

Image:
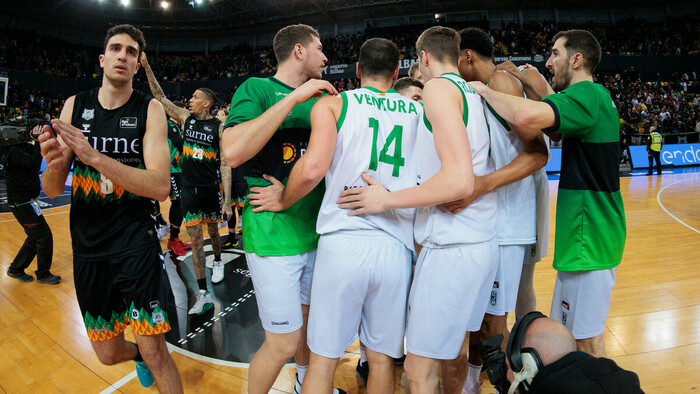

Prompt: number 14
xmin=369 ymin=117 xmax=405 ymax=177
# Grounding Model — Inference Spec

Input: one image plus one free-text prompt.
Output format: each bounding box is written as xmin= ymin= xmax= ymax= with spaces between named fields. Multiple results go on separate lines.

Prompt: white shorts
xmin=550 ymin=268 xmax=616 ymax=339
xmin=484 ymin=245 xmax=527 ymax=316
xmin=406 ymin=239 xmax=498 ymax=360
xmin=307 ymin=231 xmax=412 ymax=359
xmin=528 ymin=168 xmax=550 ymax=264
xmin=246 ymin=250 xmax=316 ymax=334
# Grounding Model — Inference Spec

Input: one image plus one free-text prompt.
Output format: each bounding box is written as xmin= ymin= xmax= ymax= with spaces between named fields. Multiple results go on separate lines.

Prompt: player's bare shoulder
xmin=490 ymin=70 xmax=523 ymax=96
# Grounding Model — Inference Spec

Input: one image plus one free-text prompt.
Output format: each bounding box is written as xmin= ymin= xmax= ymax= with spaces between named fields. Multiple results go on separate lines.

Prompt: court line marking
xmin=0 ymin=209 xmax=69 ymax=223
xmin=657 ymin=178 xmax=700 ymax=235
xmin=99 ymin=371 xmax=137 ymax=394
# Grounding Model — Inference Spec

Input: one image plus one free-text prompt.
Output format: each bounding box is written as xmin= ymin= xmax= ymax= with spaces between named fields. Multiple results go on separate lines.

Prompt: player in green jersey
xmin=468 ymin=30 xmax=626 ymax=358
xmin=222 ymin=24 xmax=338 ymax=394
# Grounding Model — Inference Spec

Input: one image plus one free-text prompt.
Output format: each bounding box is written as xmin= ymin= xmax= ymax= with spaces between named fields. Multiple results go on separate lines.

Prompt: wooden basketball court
xmin=1 ymin=170 xmax=699 ymax=393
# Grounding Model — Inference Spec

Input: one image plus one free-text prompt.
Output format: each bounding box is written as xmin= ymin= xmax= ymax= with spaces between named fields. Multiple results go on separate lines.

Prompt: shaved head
xmin=522 ymin=318 xmax=577 ymax=366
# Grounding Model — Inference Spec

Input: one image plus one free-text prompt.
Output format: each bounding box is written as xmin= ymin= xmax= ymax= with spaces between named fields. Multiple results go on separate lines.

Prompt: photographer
xmin=2 ymin=123 xmax=61 ymax=284
xmin=477 ymin=312 xmax=642 ymax=394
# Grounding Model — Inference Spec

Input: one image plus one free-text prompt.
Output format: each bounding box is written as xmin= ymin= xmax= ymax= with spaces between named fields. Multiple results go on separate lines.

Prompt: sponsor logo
xmin=562 ymin=300 xmax=570 ymax=310
xmin=533 ymin=54 xmax=545 ymax=62
xmin=190 ymin=119 xmax=196 ymax=124
xmin=493 ymin=281 xmax=500 ymax=289
xmin=150 ymin=300 xmax=160 ymax=310
xmin=81 ymin=124 xmax=91 ymax=133
xmin=120 ymin=117 xmax=137 ymax=128
xmin=562 ymin=312 xmax=567 ymax=325
xmin=82 ymin=108 xmax=94 ymax=121
xmin=271 ymin=320 xmax=289 ymax=326
xmin=132 ymin=309 xmax=140 ymax=320
xmin=152 ymin=311 xmax=164 ymax=325
xmin=282 ymin=142 xmax=297 ymax=164
xmin=203 ymin=125 xmax=212 ymax=132
xmin=490 ymin=291 xmax=497 ymax=306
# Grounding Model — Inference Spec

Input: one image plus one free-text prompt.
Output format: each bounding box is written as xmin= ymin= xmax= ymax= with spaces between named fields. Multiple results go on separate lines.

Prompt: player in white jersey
xmin=249 ymin=38 xmax=421 ymax=393
xmin=439 ymin=28 xmax=549 ymax=394
xmin=337 ymin=26 xmax=497 ymax=393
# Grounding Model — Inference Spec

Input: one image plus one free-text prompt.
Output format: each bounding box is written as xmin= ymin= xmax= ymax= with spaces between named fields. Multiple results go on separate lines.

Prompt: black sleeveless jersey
xmin=70 ymin=88 xmax=158 ymax=259
xmin=180 ymin=115 xmax=221 ymax=187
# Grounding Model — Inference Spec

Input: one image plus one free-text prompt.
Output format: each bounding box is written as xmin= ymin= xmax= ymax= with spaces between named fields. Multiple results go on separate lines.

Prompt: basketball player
xmin=141 ymin=53 xmax=233 ymax=313
xmin=165 ymin=106 xmax=192 ymax=256
xmin=440 ymin=27 xmax=548 ymax=394
xmin=249 ymin=37 xmax=421 ymax=393
xmin=492 ymin=61 xmax=554 ymax=320
xmin=338 ymin=26 xmax=497 ymax=393
xmin=38 ymin=24 xmax=183 ymax=392
xmin=468 ymin=30 xmax=626 ymax=358
xmin=408 ymin=61 xmax=423 ymax=82
xmin=393 ymin=76 xmax=424 ymax=102
xmin=221 ymin=24 xmax=338 ymax=394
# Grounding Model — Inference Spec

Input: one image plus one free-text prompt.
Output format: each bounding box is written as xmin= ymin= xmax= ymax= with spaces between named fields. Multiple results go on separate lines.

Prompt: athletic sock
xmin=359 ymin=346 xmax=367 ymax=364
xmin=465 ymin=363 xmax=482 ymax=388
xmin=132 ymin=342 xmax=144 ymax=362
xmin=197 ymin=278 xmax=207 ymax=291
xmin=296 ymin=364 xmax=308 ymax=383
xmin=170 ymin=226 xmax=180 ymax=240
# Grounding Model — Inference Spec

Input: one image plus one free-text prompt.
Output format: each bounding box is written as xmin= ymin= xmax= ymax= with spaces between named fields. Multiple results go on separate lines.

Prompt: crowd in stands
xmin=604 ymin=69 xmax=700 ymax=143
xmin=2 ymin=20 xmax=698 ymax=143
xmin=0 ymin=83 xmax=66 ymax=123
xmin=2 ymin=14 xmax=698 ymax=81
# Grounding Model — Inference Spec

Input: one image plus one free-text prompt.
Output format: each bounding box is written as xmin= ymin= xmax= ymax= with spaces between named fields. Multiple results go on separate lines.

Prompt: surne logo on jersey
xmin=120 ymin=117 xmax=138 ymax=128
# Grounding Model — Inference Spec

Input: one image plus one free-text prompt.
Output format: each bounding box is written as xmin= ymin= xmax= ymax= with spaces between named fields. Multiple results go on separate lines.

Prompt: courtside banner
xmin=630 ymin=143 xmax=700 ymax=169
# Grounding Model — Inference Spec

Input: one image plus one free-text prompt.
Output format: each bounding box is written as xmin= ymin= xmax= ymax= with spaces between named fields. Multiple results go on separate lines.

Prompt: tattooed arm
xmin=140 ymin=52 xmax=191 ymax=125
xmin=219 ymin=124 xmax=233 ymax=220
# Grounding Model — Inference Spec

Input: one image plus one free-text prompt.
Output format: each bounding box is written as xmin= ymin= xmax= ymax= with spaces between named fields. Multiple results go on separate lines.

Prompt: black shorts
xmin=74 ymin=244 xmax=173 ymax=341
xmin=169 ymin=173 xmax=182 ymax=201
xmin=181 ymin=185 xmax=222 ymax=226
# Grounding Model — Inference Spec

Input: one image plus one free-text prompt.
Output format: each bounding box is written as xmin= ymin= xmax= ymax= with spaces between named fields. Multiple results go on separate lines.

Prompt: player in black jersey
xmin=141 ymin=53 xmax=232 ymax=314
xmin=37 ymin=25 xmax=183 ymax=393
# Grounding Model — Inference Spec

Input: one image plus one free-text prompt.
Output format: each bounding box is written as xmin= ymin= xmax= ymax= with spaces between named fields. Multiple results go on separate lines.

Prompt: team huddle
xmin=36 ymin=21 xmax=625 ymax=394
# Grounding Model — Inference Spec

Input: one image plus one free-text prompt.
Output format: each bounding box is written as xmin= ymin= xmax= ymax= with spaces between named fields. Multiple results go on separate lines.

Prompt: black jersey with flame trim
xmin=180 ymin=115 xmax=221 ymax=187
xmin=70 ymin=88 xmax=159 ymax=259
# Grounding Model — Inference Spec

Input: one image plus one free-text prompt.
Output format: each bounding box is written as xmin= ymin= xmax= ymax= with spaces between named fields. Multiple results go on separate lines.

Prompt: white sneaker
xmin=188 ymin=290 xmax=213 ymax=315
xmin=461 ymin=378 xmax=482 ymax=394
xmin=293 ymin=373 xmax=346 ymax=394
xmin=212 ymin=260 xmax=224 ymax=284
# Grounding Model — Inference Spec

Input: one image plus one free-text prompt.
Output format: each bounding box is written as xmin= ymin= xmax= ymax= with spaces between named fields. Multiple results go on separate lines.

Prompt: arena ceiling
xmin=6 ymin=0 xmax=694 ymax=37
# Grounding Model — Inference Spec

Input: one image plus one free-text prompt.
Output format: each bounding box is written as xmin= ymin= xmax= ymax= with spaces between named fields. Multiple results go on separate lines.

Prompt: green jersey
xmin=225 ymin=77 xmax=323 ymax=256
xmin=542 ymin=81 xmax=626 ymax=271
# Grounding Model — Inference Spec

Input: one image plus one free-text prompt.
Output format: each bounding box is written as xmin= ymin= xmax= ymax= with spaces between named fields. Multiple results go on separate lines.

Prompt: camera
xmin=0 ymin=116 xmax=43 ymax=147
xmin=472 ymin=334 xmax=511 ymax=393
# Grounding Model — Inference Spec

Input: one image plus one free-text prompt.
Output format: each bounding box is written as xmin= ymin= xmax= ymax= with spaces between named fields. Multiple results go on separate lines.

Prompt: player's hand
xmin=467 ymin=81 xmax=488 ymax=96
xmin=288 ymin=79 xmax=338 ymax=105
xmin=51 ymin=119 xmax=101 ymax=167
xmin=223 ymin=202 xmax=233 ymax=221
xmin=248 ymin=174 xmax=286 ymax=212
xmin=30 ymin=125 xmax=44 ymax=141
xmin=495 ymin=60 xmax=522 ymax=79
xmin=440 ymin=175 xmax=486 ymax=214
xmin=38 ymin=124 xmax=69 ymax=171
xmin=337 ymin=172 xmax=390 ymax=216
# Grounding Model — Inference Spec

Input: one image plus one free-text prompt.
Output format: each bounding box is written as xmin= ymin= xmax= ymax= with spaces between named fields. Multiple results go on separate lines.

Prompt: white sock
xmin=296 ymin=364 xmax=308 ymax=383
xmin=465 ymin=363 xmax=482 ymax=388
xmin=359 ymin=346 xmax=367 ymax=364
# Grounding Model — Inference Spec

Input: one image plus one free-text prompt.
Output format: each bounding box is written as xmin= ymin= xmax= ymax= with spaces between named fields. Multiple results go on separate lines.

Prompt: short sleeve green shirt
xmin=542 ymin=81 xmax=626 ymax=271
xmin=225 ymin=77 xmax=323 ymax=256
